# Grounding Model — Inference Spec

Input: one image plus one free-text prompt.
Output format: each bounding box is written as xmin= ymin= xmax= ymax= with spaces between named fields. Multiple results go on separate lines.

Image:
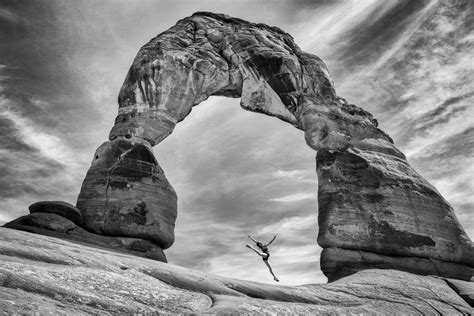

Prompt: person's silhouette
xmin=246 ymin=235 xmax=279 ymax=282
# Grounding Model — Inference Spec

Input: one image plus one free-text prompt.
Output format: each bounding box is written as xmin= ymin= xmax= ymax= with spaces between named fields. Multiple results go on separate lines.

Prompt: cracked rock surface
xmin=0 ymin=228 xmax=472 ymax=314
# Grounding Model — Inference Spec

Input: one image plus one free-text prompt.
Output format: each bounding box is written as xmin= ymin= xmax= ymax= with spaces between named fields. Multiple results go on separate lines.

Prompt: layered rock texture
xmin=4 ymin=11 xmax=473 ymax=284
xmin=1 ymin=228 xmax=472 ymax=314
xmin=29 ymin=201 xmax=83 ymax=226
xmin=76 ymin=139 xmax=177 ymax=249
xmin=4 ymin=213 xmax=166 ymax=262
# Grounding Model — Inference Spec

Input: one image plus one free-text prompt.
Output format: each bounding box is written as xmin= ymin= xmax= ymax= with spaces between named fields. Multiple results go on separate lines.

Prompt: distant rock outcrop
xmin=4 ymin=213 xmax=166 ymax=262
xmin=4 ymin=12 xmax=473 ymax=281
xmin=0 ymin=228 xmax=472 ymax=314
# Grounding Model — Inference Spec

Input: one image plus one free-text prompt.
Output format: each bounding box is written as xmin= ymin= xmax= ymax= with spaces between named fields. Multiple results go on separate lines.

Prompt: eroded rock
xmin=76 ymin=139 xmax=177 ymax=249
xmin=4 ymin=213 xmax=166 ymax=262
xmin=316 ymin=148 xmax=473 ymax=280
xmin=321 ymin=248 xmax=473 ymax=282
xmin=29 ymin=200 xmax=83 ymax=226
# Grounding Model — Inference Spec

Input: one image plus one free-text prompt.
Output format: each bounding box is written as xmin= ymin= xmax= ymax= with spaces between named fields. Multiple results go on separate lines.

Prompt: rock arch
xmin=76 ymin=12 xmax=472 ymax=281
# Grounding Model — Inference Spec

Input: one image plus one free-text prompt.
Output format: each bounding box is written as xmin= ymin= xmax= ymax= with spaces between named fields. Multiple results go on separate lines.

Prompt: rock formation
xmin=1 ymin=228 xmax=472 ymax=314
xmin=29 ymin=201 xmax=83 ymax=226
xmin=103 ymin=11 xmax=473 ymax=280
xmin=4 ymin=213 xmax=166 ymax=262
xmin=76 ymin=139 xmax=177 ymax=249
xmin=4 ymin=12 xmax=473 ymax=281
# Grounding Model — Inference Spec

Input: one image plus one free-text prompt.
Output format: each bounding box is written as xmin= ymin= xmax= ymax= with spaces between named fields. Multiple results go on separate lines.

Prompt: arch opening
xmin=155 ymin=96 xmax=324 ymax=284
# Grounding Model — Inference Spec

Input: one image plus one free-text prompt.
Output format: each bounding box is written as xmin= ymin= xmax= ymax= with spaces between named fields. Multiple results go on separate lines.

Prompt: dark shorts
xmin=262 ymin=253 xmax=270 ymax=261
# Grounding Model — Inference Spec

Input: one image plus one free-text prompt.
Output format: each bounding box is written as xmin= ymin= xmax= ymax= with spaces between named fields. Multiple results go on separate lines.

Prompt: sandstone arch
xmin=76 ymin=12 xmax=473 ymax=281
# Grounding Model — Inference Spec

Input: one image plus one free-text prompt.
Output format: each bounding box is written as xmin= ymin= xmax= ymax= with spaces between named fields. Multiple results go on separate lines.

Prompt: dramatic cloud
xmin=0 ymin=0 xmax=472 ymax=285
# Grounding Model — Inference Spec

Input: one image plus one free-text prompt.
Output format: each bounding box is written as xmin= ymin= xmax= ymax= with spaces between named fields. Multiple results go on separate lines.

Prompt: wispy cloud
xmin=0 ymin=102 xmax=84 ymax=215
xmin=272 ymin=169 xmax=317 ymax=184
xmin=0 ymin=107 xmax=75 ymax=166
xmin=294 ymin=0 xmax=401 ymax=55
xmin=269 ymin=192 xmax=316 ymax=203
xmin=0 ymin=66 xmax=87 ymax=223
xmin=259 ymin=215 xmax=318 ymax=235
xmin=0 ymin=8 xmax=26 ymax=25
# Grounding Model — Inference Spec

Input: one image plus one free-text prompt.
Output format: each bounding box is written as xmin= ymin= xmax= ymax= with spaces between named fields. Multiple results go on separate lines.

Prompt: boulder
xmin=29 ymin=200 xmax=83 ymax=226
xmin=76 ymin=139 xmax=177 ymax=249
xmin=3 ymin=212 xmax=166 ymax=262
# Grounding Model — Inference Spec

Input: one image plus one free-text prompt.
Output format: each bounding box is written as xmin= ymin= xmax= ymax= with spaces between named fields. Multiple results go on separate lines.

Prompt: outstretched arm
xmin=248 ymin=235 xmax=258 ymax=243
xmin=265 ymin=235 xmax=277 ymax=247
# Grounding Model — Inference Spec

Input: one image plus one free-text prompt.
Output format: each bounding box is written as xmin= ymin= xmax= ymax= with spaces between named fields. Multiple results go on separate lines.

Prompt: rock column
xmin=77 ymin=139 xmax=177 ymax=250
xmin=299 ymin=97 xmax=473 ymax=281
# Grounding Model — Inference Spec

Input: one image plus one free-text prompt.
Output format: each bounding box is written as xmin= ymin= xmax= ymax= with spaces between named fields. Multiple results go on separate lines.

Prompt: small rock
xmin=29 ymin=201 xmax=83 ymax=226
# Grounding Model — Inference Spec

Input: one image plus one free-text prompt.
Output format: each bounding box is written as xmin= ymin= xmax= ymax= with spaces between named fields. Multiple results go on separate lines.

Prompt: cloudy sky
xmin=0 ymin=0 xmax=472 ymax=285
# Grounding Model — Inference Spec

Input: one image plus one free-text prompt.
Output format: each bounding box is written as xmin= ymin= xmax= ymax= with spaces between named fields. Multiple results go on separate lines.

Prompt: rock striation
xmin=76 ymin=139 xmax=177 ymax=249
xmin=29 ymin=201 xmax=83 ymax=226
xmin=4 ymin=213 xmax=166 ymax=262
xmin=0 ymin=228 xmax=472 ymax=314
xmin=4 ymin=12 xmax=473 ymax=281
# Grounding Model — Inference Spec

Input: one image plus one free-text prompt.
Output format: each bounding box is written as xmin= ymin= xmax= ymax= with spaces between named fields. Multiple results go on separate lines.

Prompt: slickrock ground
xmin=1 ymin=228 xmax=472 ymax=314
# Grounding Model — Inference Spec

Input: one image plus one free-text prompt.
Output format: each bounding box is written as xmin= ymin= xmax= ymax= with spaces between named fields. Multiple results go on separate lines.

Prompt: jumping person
xmin=246 ymin=235 xmax=279 ymax=282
